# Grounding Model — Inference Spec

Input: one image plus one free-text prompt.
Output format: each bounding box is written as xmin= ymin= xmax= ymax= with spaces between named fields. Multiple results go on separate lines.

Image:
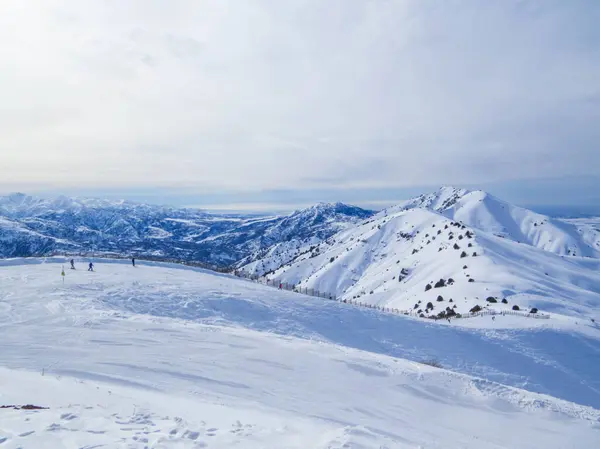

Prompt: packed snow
xmin=1 ymin=258 xmax=599 ymax=448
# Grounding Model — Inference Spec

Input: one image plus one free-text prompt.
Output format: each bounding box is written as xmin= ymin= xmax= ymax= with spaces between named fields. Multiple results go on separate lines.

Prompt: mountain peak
xmin=5 ymin=192 xmax=29 ymax=203
xmin=435 ymin=185 xmax=470 ymax=197
xmin=291 ymin=202 xmax=372 ymax=218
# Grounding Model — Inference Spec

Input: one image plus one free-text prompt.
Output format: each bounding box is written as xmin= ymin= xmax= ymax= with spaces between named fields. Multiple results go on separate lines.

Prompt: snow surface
xmin=1 ymin=258 xmax=599 ymax=448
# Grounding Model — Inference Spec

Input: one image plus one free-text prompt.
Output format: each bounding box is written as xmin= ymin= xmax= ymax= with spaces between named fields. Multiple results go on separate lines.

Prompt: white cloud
xmin=1 ymin=0 xmax=598 ymax=192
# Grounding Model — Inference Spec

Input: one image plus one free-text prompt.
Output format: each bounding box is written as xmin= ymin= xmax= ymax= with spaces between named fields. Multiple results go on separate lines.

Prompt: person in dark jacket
xmin=88 ymin=262 xmax=94 ymax=271
xmin=70 ymin=259 xmax=75 ymax=270
xmin=132 ymin=257 xmax=135 ymax=267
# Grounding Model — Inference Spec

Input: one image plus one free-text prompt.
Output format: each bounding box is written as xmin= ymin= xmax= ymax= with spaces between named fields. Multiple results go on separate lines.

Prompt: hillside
xmin=266 ymin=205 xmax=600 ymax=321
xmin=0 ymin=258 xmax=598 ymax=448
xmin=0 ymin=193 xmax=372 ymax=266
xmin=235 ymin=202 xmax=372 ymax=275
xmin=381 ymin=186 xmax=600 ymax=258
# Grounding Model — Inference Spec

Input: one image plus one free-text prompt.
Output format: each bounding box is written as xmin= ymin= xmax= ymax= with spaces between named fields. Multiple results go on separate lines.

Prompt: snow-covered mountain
xmin=253 ymin=187 xmax=600 ymax=321
xmin=442 ymin=189 xmax=600 ymax=258
xmin=0 ymin=193 xmax=373 ymax=266
xmin=383 ymin=186 xmax=600 ymax=258
xmin=234 ymin=202 xmax=372 ymax=275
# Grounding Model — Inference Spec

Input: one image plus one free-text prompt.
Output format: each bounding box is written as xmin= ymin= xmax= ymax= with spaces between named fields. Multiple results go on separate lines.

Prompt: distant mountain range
xmin=0 ymin=193 xmax=373 ymax=266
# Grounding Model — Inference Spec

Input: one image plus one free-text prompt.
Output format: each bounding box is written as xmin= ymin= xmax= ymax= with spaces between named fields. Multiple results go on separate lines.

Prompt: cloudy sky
xmin=1 ymin=0 xmax=599 ymax=211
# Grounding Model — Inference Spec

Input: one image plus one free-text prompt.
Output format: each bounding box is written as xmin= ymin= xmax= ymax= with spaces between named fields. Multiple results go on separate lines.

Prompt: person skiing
xmin=88 ymin=262 xmax=94 ymax=272
xmin=132 ymin=257 xmax=135 ymax=267
xmin=70 ymin=259 xmax=75 ymax=270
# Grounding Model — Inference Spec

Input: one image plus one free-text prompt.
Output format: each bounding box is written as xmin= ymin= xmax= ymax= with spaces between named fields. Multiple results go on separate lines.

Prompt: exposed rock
xmin=470 ymin=305 xmax=482 ymax=313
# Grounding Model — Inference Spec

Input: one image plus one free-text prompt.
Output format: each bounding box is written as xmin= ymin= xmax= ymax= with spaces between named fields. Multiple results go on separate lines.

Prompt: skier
xmin=88 ymin=262 xmax=94 ymax=272
xmin=70 ymin=259 xmax=75 ymax=270
xmin=132 ymin=257 xmax=135 ymax=267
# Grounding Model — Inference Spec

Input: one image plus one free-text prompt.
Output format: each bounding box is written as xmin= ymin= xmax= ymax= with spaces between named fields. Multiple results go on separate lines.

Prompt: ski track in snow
xmin=0 ymin=259 xmax=599 ymax=448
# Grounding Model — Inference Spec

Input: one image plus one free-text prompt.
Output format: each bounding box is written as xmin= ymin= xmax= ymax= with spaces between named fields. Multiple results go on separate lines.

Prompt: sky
xmin=1 ymin=0 xmax=599 ymax=212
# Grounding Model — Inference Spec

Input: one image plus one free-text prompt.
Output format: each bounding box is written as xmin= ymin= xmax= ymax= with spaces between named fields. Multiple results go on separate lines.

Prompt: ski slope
xmin=0 ymin=258 xmax=599 ymax=448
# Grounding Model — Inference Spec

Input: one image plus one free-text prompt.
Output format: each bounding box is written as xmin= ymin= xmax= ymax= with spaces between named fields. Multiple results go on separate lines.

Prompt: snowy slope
xmin=443 ymin=190 xmax=600 ymax=258
xmin=268 ymin=206 xmax=600 ymax=322
xmin=236 ymin=202 xmax=372 ymax=276
xmin=0 ymin=193 xmax=372 ymax=266
xmin=378 ymin=186 xmax=600 ymax=258
xmin=0 ymin=217 xmax=80 ymax=256
xmin=0 ymin=259 xmax=598 ymax=448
